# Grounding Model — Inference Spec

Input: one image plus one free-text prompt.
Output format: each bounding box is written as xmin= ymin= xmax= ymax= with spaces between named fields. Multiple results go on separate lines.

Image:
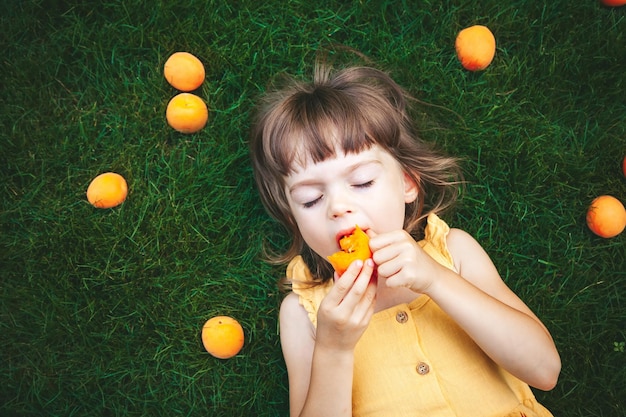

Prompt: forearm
xmin=425 ymin=267 xmax=560 ymax=390
xmin=299 ymin=346 xmax=354 ymax=417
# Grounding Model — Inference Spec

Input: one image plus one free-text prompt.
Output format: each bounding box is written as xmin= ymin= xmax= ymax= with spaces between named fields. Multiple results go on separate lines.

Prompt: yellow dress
xmin=286 ymin=213 xmax=554 ymax=417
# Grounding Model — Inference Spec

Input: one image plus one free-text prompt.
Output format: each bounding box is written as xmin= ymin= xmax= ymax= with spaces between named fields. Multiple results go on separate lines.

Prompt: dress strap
xmin=287 ymin=256 xmax=332 ymax=328
xmin=421 ymin=213 xmax=457 ymax=272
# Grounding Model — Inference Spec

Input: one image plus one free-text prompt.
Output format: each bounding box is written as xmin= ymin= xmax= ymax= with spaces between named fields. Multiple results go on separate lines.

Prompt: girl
xmin=250 ymin=58 xmax=561 ymax=417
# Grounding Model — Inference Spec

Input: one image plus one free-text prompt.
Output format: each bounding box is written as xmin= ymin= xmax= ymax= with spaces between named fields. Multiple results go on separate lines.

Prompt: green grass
xmin=1 ymin=1 xmax=625 ymax=416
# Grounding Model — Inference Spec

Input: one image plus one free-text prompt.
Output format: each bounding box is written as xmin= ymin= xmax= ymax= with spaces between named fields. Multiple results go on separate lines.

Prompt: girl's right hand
xmin=315 ymin=259 xmax=377 ymax=352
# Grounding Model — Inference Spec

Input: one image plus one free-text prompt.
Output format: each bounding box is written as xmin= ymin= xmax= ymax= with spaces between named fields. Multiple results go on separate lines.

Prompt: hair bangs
xmin=264 ymin=84 xmax=402 ymax=176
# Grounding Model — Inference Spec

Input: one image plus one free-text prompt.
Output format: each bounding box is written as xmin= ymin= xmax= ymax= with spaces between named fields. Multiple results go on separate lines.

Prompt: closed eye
xmin=354 ymin=180 xmax=374 ymax=189
xmin=303 ymin=196 xmax=323 ymax=208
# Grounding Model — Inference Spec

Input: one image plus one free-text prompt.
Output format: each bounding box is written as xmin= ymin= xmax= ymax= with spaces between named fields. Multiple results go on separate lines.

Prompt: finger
xmin=372 ymin=229 xmax=416 ymax=249
xmin=350 ymin=261 xmax=378 ymax=319
xmin=359 ymin=264 xmax=378 ymax=302
xmin=339 ymin=259 xmax=375 ymax=307
xmin=325 ymin=260 xmax=363 ymax=304
xmin=368 ymin=229 xmax=400 ymax=252
xmin=376 ymin=246 xmax=410 ymax=278
xmin=370 ymin=242 xmax=397 ymax=267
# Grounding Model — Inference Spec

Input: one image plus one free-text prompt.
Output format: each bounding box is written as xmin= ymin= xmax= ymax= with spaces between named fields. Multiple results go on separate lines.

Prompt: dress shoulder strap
xmin=420 ymin=213 xmax=457 ymax=272
xmin=286 ymin=256 xmax=332 ymax=328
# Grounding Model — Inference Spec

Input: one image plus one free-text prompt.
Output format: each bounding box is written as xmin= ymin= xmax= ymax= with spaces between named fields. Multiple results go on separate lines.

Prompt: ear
xmin=403 ymin=173 xmax=419 ymax=204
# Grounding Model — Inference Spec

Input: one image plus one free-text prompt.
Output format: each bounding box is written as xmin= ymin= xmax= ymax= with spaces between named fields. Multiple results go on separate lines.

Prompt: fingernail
xmin=366 ymin=259 xmax=374 ymax=267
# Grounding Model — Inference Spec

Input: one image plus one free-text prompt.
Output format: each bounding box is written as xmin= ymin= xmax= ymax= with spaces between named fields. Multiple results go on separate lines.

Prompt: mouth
xmin=335 ymin=228 xmax=355 ymax=245
xmin=327 ymin=225 xmax=373 ymax=276
xmin=335 ymin=226 xmax=367 ymax=246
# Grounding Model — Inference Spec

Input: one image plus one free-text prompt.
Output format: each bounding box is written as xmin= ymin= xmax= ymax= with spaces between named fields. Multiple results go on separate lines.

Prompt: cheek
xmin=291 ymin=211 xmax=329 ymax=252
xmin=299 ymin=230 xmax=332 ymax=259
xmin=368 ymin=186 xmax=407 ymax=230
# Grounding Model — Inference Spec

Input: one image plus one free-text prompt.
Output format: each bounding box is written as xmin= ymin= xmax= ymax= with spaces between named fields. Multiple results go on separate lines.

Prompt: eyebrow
xmin=287 ymin=159 xmax=382 ymax=194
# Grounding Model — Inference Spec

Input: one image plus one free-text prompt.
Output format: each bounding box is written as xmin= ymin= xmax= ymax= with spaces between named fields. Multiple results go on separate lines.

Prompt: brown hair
xmin=250 ymin=58 xmax=462 ymax=285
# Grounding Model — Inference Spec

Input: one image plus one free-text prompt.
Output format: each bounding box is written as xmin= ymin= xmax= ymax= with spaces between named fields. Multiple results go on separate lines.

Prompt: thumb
xmin=366 ymin=229 xmax=379 ymax=252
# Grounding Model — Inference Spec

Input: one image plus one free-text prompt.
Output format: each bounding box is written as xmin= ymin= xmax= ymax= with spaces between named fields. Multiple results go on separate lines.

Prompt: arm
xmin=432 ymin=228 xmax=560 ymax=390
xmin=279 ymin=259 xmax=377 ymax=417
xmin=369 ymin=228 xmax=561 ymax=390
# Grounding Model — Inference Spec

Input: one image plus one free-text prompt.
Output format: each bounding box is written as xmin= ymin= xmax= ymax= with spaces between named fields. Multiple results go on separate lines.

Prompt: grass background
xmin=1 ymin=0 xmax=625 ymax=416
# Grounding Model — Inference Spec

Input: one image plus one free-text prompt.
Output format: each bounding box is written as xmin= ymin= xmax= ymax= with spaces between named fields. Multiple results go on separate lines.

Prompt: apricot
xmin=201 ymin=316 xmax=245 ymax=359
xmin=600 ymin=0 xmax=626 ymax=7
xmin=164 ymin=52 xmax=205 ymax=92
xmin=86 ymin=172 xmax=128 ymax=209
xmin=327 ymin=226 xmax=372 ymax=276
xmin=166 ymin=93 xmax=208 ymax=134
xmin=455 ymin=25 xmax=496 ymax=71
xmin=586 ymin=195 xmax=626 ymax=238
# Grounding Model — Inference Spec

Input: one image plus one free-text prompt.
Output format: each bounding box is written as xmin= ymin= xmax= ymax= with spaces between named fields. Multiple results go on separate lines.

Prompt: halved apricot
xmin=327 ymin=226 xmax=372 ymax=276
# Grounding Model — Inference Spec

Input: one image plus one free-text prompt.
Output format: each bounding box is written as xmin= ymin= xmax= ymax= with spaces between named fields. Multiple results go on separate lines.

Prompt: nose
xmin=327 ymin=191 xmax=354 ymax=219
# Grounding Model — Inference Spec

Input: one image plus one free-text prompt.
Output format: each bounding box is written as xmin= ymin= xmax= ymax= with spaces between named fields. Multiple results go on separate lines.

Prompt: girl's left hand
xmin=368 ymin=229 xmax=444 ymax=293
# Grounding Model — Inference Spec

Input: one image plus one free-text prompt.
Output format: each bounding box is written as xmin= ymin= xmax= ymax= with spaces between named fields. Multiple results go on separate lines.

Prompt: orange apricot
xmin=166 ymin=93 xmax=208 ymax=134
xmin=327 ymin=226 xmax=372 ymax=276
xmin=600 ymin=0 xmax=626 ymax=7
xmin=455 ymin=25 xmax=496 ymax=71
xmin=163 ymin=52 xmax=205 ymax=92
xmin=86 ymin=172 xmax=128 ymax=209
xmin=586 ymin=195 xmax=626 ymax=238
xmin=201 ymin=316 xmax=245 ymax=359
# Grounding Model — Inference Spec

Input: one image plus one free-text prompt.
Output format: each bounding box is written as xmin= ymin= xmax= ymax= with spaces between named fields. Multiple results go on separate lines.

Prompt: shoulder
xmin=279 ymin=293 xmax=317 ymax=415
xmin=279 ymin=292 xmax=316 ymax=380
xmin=444 ymin=227 xmax=552 ymax=338
xmin=445 ymin=227 xmax=505 ymax=292
xmin=445 ymin=228 xmax=534 ymax=310
xmin=280 ymin=291 xmax=306 ymax=318
xmin=279 ymin=292 xmax=315 ymax=341
xmin=445 ymin=228 xmax=489 ymax=270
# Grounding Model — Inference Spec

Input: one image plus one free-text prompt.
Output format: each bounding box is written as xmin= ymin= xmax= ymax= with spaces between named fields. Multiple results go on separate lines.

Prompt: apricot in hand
xmin=327 ymin=226 xmax=372 ymax=276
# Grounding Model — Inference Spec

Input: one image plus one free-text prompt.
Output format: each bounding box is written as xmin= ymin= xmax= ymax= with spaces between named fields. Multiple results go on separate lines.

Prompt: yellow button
xmin=416 ymin=362 xmax=430 ymax=375
xmin=396 ymin=311 xmax=408 ymax=323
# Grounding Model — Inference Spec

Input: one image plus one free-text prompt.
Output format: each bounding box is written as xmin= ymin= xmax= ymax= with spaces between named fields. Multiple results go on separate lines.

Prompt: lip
xmin=335 ymin=228 xmax=354 ymax=245
xmin=334 ymin=225 xmax=366 ymax=245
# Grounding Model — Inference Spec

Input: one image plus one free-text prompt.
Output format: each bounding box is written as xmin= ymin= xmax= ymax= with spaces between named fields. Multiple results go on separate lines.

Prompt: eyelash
xmin=303 ymin=197 xmax=322 ymax=208
xmin=355 ymin=180 xmax=374 ymax=189
xmin=301 ymin=181 xmax=374 ymax=208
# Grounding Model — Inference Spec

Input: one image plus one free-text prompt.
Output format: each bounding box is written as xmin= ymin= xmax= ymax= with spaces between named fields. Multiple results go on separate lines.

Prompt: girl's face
xmin=284 ymin=144 xmax=419 ymax=260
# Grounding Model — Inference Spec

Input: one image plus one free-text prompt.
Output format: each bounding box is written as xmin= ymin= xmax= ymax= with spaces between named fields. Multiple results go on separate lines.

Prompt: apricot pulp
xmin=327 ymin=226 xmax=372 ymax=276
